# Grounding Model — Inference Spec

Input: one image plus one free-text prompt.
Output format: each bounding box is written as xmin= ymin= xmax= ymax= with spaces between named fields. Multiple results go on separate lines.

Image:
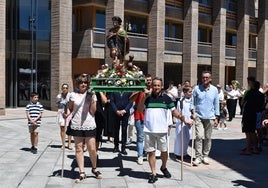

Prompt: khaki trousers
xmin=195 ymin=116 xmax=213 ymax=159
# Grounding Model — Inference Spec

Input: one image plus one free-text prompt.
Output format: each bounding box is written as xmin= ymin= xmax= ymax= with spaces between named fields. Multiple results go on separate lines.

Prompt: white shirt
xmin=167 ymin=86 xmax=178 ymax=101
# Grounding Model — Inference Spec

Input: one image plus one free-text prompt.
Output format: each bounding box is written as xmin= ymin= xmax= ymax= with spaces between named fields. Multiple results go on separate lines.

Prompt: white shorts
xmin=56 ymin=112 xmax=65 ymax=126
xmin=144 ymin=132 xmax=167 ymax=152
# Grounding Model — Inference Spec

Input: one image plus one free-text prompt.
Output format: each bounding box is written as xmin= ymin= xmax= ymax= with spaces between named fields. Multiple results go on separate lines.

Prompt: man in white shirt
xmin=166 ymin=80 xmax=178 ymax=105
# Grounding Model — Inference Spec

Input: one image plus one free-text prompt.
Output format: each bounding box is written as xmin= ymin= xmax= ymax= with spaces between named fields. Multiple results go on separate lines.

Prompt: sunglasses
xmin=62 ymin=87 xmax=68 ymax=89
xmin=79 ymin=81 xmax=88 ymax=84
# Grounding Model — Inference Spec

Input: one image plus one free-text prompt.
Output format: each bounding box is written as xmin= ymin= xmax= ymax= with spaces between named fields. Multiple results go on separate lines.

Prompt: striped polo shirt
xmin=144 ymin=92 xmax=175 ymax=133
xmin=26 ymin=101 xmax=43 ymax=126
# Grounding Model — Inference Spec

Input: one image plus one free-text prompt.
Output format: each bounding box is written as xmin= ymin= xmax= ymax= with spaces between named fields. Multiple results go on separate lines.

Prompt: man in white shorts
xmin=137 ymin=77 xmax=184 ymax=183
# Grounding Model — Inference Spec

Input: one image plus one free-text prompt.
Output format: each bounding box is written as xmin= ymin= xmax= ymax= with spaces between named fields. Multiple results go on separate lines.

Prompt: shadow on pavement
xmin=20 ymin=147 xmax=31 ymax=152
xmin=210 ymin=138 xmax=268 ymax=187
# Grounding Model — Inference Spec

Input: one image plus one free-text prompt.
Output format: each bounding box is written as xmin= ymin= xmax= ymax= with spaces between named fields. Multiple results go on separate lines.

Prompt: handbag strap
xmin=71 ymin=93 xmax=87 ymax=118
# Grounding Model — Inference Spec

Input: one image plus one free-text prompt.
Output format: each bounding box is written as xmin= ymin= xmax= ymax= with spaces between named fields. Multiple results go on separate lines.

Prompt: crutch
xmin=190 ymin=121 xmax=195 ymax=166
xmin=61 ymin=117 xmax=66 ymax=178
xmin=180 ymin=121 xmax=184 ymax=181
xmin=167 ymin=127 xmax=171 ymax=159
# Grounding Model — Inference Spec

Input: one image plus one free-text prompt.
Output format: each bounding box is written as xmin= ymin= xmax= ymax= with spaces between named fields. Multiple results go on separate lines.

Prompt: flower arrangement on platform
xmin=91 ymin=56 xmax=146 ymax=92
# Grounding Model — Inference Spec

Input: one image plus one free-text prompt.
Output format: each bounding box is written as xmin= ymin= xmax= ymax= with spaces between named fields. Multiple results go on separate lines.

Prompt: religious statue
xmin=106 ymin=16 xmax=130 ymax=65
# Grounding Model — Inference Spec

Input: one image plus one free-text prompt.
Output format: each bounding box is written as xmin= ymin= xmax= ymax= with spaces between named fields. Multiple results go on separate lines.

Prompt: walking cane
xmin=167 ymin=127 xmax=170 ymax=159
xmin=61 ymin=118 xmax=66 ymax=178
xmin=190 ymin=122 xmax=195 ymax=166
xmin=180 ymin=121 xmax=184 ymax=181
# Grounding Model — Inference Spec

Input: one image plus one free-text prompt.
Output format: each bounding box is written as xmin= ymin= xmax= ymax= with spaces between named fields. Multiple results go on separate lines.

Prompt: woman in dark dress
xmin=95 ymin=92 xmax=108 ymax=149
xmin=103 ymin=93 xmax=115 ymax=141
xmin=241 ymin=78 xmax=265 ymax=155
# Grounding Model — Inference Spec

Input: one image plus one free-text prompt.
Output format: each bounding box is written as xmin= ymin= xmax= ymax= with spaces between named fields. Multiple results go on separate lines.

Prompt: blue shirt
xmin=190 ymin=84 xmax=219 ymax=119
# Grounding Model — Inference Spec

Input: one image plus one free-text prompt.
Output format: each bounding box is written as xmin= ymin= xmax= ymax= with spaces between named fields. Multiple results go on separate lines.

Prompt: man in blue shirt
xmin=190 ymin=71 xmax=219 ymax=166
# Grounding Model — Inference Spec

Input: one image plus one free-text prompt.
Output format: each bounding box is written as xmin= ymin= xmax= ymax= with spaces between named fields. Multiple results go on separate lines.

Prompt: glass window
xmin=226 ymin=0 xmax=237 ymax=13
xmin=124 ymin=14 xmax=147 ymax=34
xmin=36 ymin=1 xmax=51 ymax=32
xmin=249 ymin=35 xmax=257 ymax=49
xmin=165 ymin=22 xmax=169 ymax=38
xmin=171 ymin=24 xmax=183 ymax=39
xmin=226 ymin=32 xmax=237 ymax=46
xmin=198 ymin=27 xmax=211 ymax=43
xmin=19 ymin=0 xmax=32 ymax=31
xmin=165 ymin=21 xmax=183 ymax=39
xmin=199 ymin=0 xmax=212 ymax=6
xmin=96 ymin=10 xmax=105 ymax=29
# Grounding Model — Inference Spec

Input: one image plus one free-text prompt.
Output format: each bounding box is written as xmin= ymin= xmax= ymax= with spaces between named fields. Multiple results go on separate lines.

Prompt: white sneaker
xmin=203 ymin=157 xmax=209 ymax=165
xmin=223 ymin=127 xmax=227 ymax=130
xmin=137 ymin=156 xmax=143 ymax=165
xmin=192 ymin=158 xmax=202 ymax=166
xmin=126 ymin=138 xmax=132 ymax=145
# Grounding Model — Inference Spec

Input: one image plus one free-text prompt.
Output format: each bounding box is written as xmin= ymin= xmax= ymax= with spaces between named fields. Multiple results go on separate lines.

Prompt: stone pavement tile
xmin=101 ymin=178 xmax=127 ymax=188
xmin=128 ymin=182 xmax=155 ymax=188
xmin=46 ymin=177 xmax=74 ymax=188
xmin=18 ymin=176 xmax=49 ymax=188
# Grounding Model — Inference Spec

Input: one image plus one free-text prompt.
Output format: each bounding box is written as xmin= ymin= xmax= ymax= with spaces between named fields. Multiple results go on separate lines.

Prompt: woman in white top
xmin=66 ymin=74 xmax=102 ymax=183
xmin=56 ymin=83 xmax=72 ymax=149
xmin=226 ymin=84 xmax=240 ymax=121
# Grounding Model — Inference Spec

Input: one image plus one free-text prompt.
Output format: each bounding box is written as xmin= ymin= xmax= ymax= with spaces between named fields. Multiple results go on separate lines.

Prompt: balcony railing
xmin=73 ymin=28 xmax=255 ymax=61
xmin=198 ymin=42 xmax=211 ymax=57
xmin=225 ymin=45 xmax=236 ymax=59
xmin=165 ymin=37 xmax=182 ymax=54
xmin=248 ymin=48 xmax=256 ymax=60
xmin=92 ymin=28 xmax=148 ymax=51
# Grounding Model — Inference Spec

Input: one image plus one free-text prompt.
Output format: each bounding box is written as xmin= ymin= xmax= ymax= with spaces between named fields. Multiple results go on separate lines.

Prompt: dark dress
xmin=95 ymin=92 xmax=107 ymax=142
xmin=103 ymin=93 xmax=115 ymax=138
xmin=242 ymin=89 xmax=264 ymax=133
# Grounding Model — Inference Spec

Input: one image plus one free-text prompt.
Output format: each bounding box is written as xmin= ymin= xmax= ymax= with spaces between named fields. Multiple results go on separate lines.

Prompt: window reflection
xmin=226 ymin=32 xmax=237 ymax=46
xmin=7 ymin=0 xmax=51 ymax=108
xmin=124 ymin=14 xmax=147 ymax=34
xmin=226 ymin=0 xmax=237 ymax=13
xmin=198 ymin=27 xmax=212 ymax=43
xmin=96 ymin=9 xmax=105 ymax=29
xmin=165 ymin=21 xmax=183 ymax=39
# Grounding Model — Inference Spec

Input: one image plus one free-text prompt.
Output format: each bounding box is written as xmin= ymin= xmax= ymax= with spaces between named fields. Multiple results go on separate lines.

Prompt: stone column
xmin=51 ymin=0 xmax=73 ymax=111
xmin=105 ymin=0 xmax=125 ymax=65
xmin=0 ymin=0 xmax=6 ymax=115
xmin=212 ymin=0 xmax=226 ymax=86
xmin=147 ymin=0 xmax=165 ymax=79
xmin=257 ymin=0 xmax=268 ymax=85
xmin=236 ymin=0 xmax=249 ymax=87
xmin=182 ymin=0 xmax=198 ymax=85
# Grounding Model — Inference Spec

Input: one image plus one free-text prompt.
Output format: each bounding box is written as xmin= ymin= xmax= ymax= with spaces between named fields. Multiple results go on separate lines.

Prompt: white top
xmin=218 ymin=89 xmax=225 ymax=102
xmin=69 ymin=92 xmax=96 ymax=131
xmin=176 ymin=97 xmax=192 ymax=126
xmin=167 ymin=86 xmax=178 ymax=101
xmin=56 ymin=92 xmax=71 ymax=113
xmin=226 ymin=89 xmax=240 ymax=100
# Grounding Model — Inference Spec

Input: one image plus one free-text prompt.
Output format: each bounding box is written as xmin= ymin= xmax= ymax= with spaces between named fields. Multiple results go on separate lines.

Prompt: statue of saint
xmin=106 ymin=16 xmax=129 ymax=64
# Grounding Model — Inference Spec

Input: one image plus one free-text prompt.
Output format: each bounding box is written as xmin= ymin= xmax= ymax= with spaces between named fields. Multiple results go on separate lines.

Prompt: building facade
xmin=1 ymin=0 xmax=268 ymax=114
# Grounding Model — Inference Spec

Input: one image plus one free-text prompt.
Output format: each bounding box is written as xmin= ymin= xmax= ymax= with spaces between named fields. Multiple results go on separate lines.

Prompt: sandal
xmin=92 ymin=168 xmax=103 ymax=179
xmin=75 ymin=172 xmax=86 ymax=183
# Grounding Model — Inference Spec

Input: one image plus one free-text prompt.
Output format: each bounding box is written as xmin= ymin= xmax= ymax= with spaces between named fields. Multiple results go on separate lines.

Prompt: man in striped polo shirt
xmin=137 ymin=77 xmax=184 ymax=183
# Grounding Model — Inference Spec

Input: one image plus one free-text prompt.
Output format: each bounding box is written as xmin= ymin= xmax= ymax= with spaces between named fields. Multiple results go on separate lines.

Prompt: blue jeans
xmin=135 ymin=120 xmax=144 ymax=157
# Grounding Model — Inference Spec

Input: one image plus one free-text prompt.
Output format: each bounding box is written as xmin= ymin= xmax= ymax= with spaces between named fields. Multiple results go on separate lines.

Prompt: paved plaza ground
xmin=0 ymin=108 xmax=268 ymax=188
